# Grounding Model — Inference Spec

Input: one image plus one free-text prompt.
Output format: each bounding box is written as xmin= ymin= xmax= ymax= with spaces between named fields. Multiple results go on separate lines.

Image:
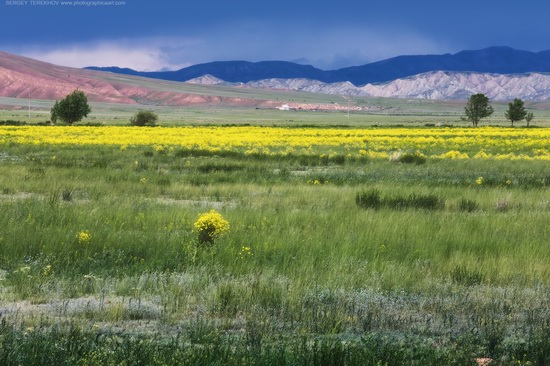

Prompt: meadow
xmin=0 ymin=104 xmax=549 ymax=364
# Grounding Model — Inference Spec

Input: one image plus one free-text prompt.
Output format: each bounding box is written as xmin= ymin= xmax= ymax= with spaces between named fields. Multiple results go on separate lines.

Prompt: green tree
xmin=130 ymin=110 xmax=158 ymax=126
xmin=525 ymin=111 xmax=534 ymax=127
xmin=504 ymin=98 xmax=527 ymax=127
xmin=464 ymin=93 xmax=494 ymax=127
xmin=50 ymin=101 xmax=59 ymax=124
xmin=51 ymin=90 xmax=91 ymax=125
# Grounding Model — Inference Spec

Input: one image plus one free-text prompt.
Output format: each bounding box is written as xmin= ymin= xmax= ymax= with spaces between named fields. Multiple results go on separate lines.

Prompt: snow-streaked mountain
xmin=186 ymin=74 xmax=228 ymax=85
xmin=230 ymin=71 xmax=550 ymax=101
xmin=245 ymin=78 xmax=358 ymax=95
xmin=360 ymin=71 xmax=550 ymax=100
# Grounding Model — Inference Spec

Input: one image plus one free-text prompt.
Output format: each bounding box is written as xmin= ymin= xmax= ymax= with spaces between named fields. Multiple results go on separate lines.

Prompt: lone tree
xmin=464 ymin=93 xmax=494 ymax=127
xmin=51 ymin=89 xmax=91 ymax=124
xmin=130 ymin=110 xmax=158 ymax=126
xmin=525 ymin=111 xmax=535 ymax=127
xmin=504 ymin=98 xmax=527 ymax=127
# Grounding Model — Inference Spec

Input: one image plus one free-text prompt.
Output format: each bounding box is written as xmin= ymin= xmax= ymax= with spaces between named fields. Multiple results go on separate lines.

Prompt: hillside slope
xmin=0 ymin=52 xmax=282 ymax=107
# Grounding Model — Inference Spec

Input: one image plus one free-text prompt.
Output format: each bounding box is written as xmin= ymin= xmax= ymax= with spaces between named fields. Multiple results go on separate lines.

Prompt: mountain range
xmin=202 ymin=71 xmax=550 ymax=101
xmin=86 ymin=47 xmax=550 ymax=86
xmin=2 ymin=47 xmax=550 ymax=106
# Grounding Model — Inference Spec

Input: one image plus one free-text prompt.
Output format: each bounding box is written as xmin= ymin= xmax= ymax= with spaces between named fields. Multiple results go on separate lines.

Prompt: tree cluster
xmin=464 ymin=93 xmax=535 ymax=127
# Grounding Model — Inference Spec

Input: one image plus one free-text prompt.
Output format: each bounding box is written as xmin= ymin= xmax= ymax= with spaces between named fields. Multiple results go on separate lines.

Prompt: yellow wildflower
xmin=77 ymin=230 xmax=92 ymax=244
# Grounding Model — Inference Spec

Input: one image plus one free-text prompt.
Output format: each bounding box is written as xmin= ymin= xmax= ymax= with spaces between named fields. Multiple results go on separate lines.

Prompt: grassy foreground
xmin=0 ymin=125 xmax=549 ymax=365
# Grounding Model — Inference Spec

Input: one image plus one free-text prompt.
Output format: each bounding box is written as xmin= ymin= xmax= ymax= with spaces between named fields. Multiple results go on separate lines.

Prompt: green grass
xmin=2 ymin=93 xmax=549 ymax=128
xmin=1 ymin=65 xmax=549 ymax=363
xmin=0 ymin=135 xmax=549 ymax=364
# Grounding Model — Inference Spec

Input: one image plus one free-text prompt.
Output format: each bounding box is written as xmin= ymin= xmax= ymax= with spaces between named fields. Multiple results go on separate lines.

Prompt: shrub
xmin=406 ymin=193 xmax=444 ymax=210
xmin=384 ymin=193 xmax=444 ymax=210
xmin=384 ymin=195 xmax=409 ymax=209
xmin=0 ymin=120 xmax=27 ymax=126
xmin=355 ymin=189 xmax=382 ymax=209
xmin=450 ymin=265 xmax=483 ymax=286
xmin=193 ymin=209 xmax=230 ymax=245
xmin=61 ymin=189 xmax=73 ymax=202
xmin=330 ymin=154 xmax=346 ymax=165
xmin=390 ymin=151 xmax=427 ymax=165
xmin=458 ymin=198 xmax=478 ymax=212
xmin=156 ymin=177 xmax=171 ymax=186
xmin=356 ymin=191 xmax=444 ymax=210
xmin=130 ymin=110 xmax=158 ymax=126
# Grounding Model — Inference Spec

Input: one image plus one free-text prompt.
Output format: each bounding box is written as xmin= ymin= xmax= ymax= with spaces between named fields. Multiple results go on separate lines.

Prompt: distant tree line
xmin=49 ymin=89 xmax=535 ymax=128
xmin=463 ymin=93 xmax=535 ymax=127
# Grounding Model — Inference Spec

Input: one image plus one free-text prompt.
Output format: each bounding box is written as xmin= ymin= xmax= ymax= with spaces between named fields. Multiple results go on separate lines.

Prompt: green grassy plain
xmin=0 ymin=93 xmax=549 ymax=365
xmin=2 ymin=92 xmax=550 ymax=127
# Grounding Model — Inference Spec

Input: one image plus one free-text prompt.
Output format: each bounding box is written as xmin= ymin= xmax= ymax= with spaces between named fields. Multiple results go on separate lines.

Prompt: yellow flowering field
xmin=1 ymin=125 xmax=549 ymax=160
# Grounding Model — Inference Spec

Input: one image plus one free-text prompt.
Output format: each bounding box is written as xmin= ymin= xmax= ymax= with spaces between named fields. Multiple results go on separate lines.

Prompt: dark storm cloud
xmin=1 ymin=0 xmax=549 ymax=70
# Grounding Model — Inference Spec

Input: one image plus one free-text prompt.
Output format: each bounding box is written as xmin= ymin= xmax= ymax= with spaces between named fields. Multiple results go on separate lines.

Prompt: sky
xmin=1 ymin=0 xmax=550 ymax=71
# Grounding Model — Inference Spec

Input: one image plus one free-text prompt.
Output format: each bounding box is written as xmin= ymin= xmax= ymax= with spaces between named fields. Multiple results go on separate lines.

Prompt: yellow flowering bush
xmin=193 ymin=210 xmax=230 ymax=245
